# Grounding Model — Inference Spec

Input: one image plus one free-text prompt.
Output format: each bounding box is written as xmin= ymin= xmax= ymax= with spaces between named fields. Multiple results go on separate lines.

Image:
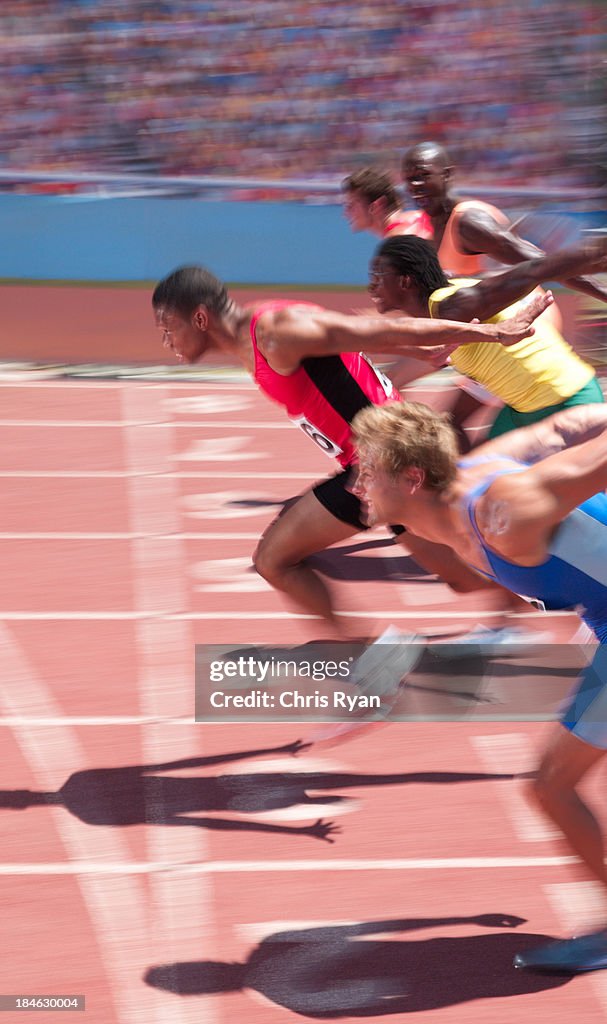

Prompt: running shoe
xmin=430 ymin=625 xmax=553 ymax=659
xmin=349 ymin=625 xmax=424 ymax=702
xmin=306 ymin=627 xmax=423 ymax=746
xmin=514 ymin=928 xmax=607 ymax=972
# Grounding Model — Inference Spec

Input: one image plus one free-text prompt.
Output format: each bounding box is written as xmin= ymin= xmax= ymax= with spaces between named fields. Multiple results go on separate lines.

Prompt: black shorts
xmin=313 ymin=465 xmax=405 ymax=536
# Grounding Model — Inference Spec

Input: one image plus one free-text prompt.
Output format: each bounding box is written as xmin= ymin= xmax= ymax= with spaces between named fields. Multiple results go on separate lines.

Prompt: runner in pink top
xmin=153 ymin=265 xmax=548 ymax=639
xmin=342 ymin=166 xmax=432 ymax=241
xmin=250 ymin=300 xmax=398 ymax=469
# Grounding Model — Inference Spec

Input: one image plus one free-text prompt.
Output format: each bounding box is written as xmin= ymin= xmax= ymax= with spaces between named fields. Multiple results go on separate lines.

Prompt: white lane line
xmin=0 ymin=471 xmax=317 ymax=479
xmin=471 ymin=734 xmax=560 ymax=842
xmin=122 ymin=385 xmax=216 ymax=1024
xmin=0 ymin=611 xmax=488 ymax=621
xmin=0 ymin=532 xmax=266 ymax=539
xmin=0 ymin=717 xmax=198 ymax=725
xmin=0 ymin=856 xmax=579 ymax=874
xmin=0 ymin=623 xmax=159 ymax=1023
xmin=0 ymin=420 xmax=293 ymax=428
xmin=0 ymin=380 xmax=449 ymax=393
xmin=0 ymin=610 xmax=577 ymax=620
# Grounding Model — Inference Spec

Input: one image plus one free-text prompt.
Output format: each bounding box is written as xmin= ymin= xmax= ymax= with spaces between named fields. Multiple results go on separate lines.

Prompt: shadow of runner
xmin=145 ymin=915 xmax=571 ymax=1016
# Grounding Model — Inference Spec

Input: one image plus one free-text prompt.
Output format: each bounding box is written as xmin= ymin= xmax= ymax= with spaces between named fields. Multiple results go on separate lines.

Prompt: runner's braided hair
xmin=376 ymin=236 xmax=449 ymax=304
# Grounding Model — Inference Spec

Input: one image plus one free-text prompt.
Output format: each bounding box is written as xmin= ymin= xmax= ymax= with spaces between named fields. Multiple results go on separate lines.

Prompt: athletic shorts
xmin=562 ymin=642 xmax=607 ymax=749
xmin=313 ymin=465 xmax=405 ymax=536
xmin=488 ymin=376 xmax=604 ymax=439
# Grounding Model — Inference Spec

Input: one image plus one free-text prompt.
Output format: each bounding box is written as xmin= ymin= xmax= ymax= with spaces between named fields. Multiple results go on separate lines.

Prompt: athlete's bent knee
xmin=252 ymin=539 xmax=293 ymax=586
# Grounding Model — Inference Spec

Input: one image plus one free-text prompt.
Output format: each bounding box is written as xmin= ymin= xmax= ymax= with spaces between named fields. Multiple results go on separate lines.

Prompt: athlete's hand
xmin=495 ymin=289 xmax=554 ymax=346
xmin=305 ymin=818 xmax=341 ymax=843
xmin=278 ymin=739 xmax=312 ymax=757
xmin=416 ymin=342 xmax=459 ymax=368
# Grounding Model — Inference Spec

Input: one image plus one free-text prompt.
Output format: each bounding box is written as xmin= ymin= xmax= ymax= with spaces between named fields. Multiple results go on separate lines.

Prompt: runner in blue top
xmin=350 ymin=398 xmax=607 ymax=973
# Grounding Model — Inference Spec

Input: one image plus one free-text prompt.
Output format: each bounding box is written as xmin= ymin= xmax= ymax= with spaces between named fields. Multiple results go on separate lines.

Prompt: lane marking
xmin=175 ymin=437 xmax=268 ymax=461
xmin=0 ymin=610 xmax=575 ymax=620
xmin=0 ymin=420 xmax=294 ymax=428
xmin=0 ymin=716 xmax=201 ymax=725
xmin=0 ymin=532 xmax=266 ymax=540
xmin=122 ymin=385 xmax=216 ymax=1024
xmin=0 ymin=471 xmax=330 ymax=479
xmin=0 ymin=856 xmax=579 ymax=874
xmin=0 ymin=623 xmax=159 ymax=1023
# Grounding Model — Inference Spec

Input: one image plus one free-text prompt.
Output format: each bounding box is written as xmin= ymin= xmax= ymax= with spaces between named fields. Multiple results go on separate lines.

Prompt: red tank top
xmin=250 ymin=301 xmax=400 ymax=468
xmin=383 ymin=211 xmax=433 ymax=240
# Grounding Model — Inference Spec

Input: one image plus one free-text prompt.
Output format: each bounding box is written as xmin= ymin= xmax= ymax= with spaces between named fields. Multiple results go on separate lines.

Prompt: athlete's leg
xmin=514 ymin=646 xmax=607 ymax=971
xmin=529 ymin=646 xmax=607 ymax=886
xmin=252 ymin=487 xmax=360 ymax=637
xmin=531 ymin=727 xmax=607 ymax=884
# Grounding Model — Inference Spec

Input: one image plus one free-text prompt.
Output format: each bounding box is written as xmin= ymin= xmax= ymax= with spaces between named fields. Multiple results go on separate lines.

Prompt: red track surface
xmin=1 ymin=375 xmax=606 ymax=1024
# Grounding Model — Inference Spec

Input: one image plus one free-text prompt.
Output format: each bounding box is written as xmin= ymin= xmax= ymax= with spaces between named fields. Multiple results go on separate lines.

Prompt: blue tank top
xmin=461 ymin=455 xmax=607 ymax=642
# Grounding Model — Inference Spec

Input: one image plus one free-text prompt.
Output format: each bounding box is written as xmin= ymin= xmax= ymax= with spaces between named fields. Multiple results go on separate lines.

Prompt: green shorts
xmin=488 ymin=376 xmax=605 ymax=439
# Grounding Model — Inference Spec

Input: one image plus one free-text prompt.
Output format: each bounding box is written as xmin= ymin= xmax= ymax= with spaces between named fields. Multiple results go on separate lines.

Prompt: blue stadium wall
xmin=1 ymin=194 xmax=603 ymax=285
xmin=1 ymin=196 xmax=372 ymax=285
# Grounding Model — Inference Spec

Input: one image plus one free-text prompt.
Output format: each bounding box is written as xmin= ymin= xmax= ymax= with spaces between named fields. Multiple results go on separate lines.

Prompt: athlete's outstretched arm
xmin=436 ymin=236 xmax=607 ymax=324
xmin=477 ymin=415 xmax=607 ymax=560
xmin=457 ymin=208 xmax=607 ymax=305
xmin=258 ymin=293 xmax=551 ymax=370
xmin=473 ymin=404 xmax=607 ymax=465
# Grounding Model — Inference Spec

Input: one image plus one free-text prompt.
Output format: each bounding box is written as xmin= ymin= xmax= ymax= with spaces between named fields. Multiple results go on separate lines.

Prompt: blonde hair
xmin=352 ymin=401 xmax=458 ymax=492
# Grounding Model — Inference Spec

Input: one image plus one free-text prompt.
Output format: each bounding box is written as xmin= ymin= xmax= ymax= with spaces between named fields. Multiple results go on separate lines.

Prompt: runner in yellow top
xmin=370 ymin=235 xmax=604 ymax=439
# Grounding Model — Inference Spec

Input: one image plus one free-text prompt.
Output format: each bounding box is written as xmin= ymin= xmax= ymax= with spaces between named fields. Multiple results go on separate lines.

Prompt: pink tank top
xmin=250 ymin=301 xmax=400 ymax=468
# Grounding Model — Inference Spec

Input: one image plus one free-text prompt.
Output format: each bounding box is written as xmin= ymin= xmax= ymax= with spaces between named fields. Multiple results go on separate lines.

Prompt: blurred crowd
xmin=1 ymin=0 xmax=605 ymax=194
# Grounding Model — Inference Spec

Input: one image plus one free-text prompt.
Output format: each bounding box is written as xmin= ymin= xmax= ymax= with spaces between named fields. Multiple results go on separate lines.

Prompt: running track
xmin=1 ymin=374 xmax=607 ymax=1023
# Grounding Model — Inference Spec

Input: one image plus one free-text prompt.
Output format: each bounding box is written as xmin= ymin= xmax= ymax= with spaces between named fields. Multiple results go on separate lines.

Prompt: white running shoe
xmin=306 ymin=627 xmax=424 ymax=747
xmin=349 ymin=626 xmax=424 ymax=701
xmin=430 ymin=625 xmax=553 ymax=659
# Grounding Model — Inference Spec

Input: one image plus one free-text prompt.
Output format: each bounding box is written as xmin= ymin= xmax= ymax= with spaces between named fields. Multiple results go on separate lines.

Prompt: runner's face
xmin=368 ymin=257 xmax=405 ymax=314
xmin=350 ymin=455 xmax=403 ymax=528
xmin=156 ymin=307 xmax=207 ymax=363
xmin=343 ymin=191 xmax=373 ymax=231
xmin=402 ymin=156 xmax=447 ymax=216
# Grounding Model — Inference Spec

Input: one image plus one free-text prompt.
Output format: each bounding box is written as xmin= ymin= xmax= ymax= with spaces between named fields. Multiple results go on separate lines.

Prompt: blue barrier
xmin=1 ymin=194 xmax=603 ymax=285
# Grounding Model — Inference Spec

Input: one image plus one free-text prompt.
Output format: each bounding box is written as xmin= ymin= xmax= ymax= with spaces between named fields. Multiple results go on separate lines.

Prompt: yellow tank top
xmin=428 ymin=280 xmax=594 ymax=412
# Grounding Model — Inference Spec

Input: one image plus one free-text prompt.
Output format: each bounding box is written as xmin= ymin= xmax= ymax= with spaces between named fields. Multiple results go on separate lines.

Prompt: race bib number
xmin=291 ymin=415 xmax=343 ymax=458
xmin=361 ymin=353 xmax=394 ymax=398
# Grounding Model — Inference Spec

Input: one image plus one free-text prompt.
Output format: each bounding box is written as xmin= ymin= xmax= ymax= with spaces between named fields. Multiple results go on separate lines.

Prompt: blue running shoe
xmin=514 ymin=928 xmax=607 ymax=973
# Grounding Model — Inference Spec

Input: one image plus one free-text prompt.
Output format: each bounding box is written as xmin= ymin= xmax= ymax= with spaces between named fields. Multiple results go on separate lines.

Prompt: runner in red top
xmin=342 ymin=167 xmax=432 ymax=241
xmin=153 ymin=265 xmax=548 ymax=638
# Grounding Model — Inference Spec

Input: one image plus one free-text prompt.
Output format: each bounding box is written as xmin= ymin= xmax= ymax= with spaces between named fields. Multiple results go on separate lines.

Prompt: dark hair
xmin=152 ymin=265 xmax=230 ymax=317
xmin=376 ymin=235 xmax=449 ymax=304
xmin=342 ymin=166 xmax=400 ymax=212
